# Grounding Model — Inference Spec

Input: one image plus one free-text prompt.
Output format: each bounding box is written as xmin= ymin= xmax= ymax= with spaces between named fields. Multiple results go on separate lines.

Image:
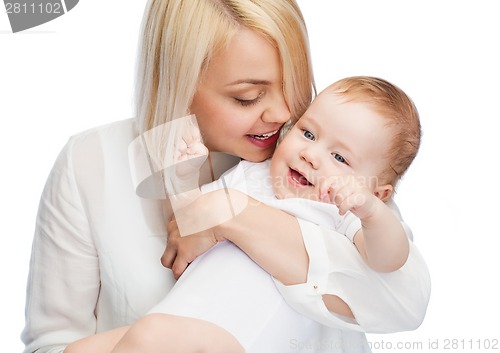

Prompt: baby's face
xmin=270 ymin=93 xmax=393 ymax=200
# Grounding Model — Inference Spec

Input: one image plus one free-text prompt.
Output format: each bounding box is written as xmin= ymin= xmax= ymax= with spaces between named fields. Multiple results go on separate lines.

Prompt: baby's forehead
xmin=311 ymin=92 xmax=382 ymax=120
xmin=319 ymin=89 xmax=372 ymax=108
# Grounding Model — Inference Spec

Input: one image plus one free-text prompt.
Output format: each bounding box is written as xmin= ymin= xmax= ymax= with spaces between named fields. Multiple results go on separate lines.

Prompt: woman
xmin=22 ymin=1 xmax=430 ymax=352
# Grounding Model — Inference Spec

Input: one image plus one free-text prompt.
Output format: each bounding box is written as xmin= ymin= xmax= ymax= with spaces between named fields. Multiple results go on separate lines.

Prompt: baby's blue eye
xmin=303 ymin=130 xmax=315 ymax=141
xmin=333 ymin=153 xmax=346 ymax=163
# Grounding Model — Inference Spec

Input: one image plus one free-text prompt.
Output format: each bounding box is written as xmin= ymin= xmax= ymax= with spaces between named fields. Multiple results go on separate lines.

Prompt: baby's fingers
xmin=337 ymin=193 xmax=363 ymax=215
xmin=182 ymin=125 xmax=203 ymax=146
xmin=318 ymin=177 xmax=338 ymax=202
xmin=188 ymin=142 xmax=209 ymax=158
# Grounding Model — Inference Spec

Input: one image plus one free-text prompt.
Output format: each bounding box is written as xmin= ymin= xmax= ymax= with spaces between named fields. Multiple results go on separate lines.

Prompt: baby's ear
xmin=374 ymin=184 xmax=393 ymax=202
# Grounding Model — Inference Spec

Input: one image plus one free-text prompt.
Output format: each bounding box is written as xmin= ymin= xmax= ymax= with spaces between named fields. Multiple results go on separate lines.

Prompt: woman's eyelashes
xmin=234 ymin=91 xmax=264 ymax=107
xmin=235 ymin=97 xmax=260 ymax=106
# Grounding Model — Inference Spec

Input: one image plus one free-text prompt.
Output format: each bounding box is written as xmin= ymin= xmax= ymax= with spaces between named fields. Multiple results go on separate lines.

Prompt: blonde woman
xmin=22 ymin=1 xmax=430 ymax=353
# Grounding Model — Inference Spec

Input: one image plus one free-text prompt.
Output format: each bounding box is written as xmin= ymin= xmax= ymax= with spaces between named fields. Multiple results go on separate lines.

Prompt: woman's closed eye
xmin=235 ymin=97 xmax=261 ymax=107
xmin=234 ymin=91 xmax=264 ymax=107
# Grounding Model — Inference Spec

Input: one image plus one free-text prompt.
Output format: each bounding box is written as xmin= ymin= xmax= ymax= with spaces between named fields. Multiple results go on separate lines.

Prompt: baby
xmin=67 ymin=76 xmax=422 ymax=353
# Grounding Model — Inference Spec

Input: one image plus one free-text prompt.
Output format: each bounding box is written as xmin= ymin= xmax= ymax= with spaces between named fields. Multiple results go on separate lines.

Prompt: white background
xmin=1 ymin=1 xmax=499 ymax=352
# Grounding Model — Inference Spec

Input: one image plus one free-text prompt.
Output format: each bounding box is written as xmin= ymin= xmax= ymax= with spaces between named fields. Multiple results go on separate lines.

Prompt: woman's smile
xmin=245 ymin=129 xmax=280 ymax=148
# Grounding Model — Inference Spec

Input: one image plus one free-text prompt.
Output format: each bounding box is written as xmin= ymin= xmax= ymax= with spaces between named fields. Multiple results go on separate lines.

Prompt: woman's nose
xmin=262 ymin=94 xmax=291 ymax=124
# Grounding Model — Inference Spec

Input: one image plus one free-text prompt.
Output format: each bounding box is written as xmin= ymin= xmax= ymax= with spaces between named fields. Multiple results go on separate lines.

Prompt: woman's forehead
xmin=204 ymin=29 xmax=281 ymax=84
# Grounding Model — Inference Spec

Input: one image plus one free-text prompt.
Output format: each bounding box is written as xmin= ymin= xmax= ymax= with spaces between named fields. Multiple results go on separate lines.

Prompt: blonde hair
xmin=327 ymin=76 xmax=421 ymax=185
xmin=135 ymin=0 xmax=315 ymax=167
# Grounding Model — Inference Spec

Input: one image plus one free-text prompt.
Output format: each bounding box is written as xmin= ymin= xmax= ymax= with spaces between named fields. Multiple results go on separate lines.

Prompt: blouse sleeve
xmin=273 ymin=219 xmax=431 ymax=334
xmin=21 ymin=137 xmax=100 ymax=353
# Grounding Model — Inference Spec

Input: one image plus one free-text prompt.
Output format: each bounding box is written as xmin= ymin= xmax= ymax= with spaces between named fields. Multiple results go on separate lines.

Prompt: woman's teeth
xmin=251 ymin=130 xmax=279 ymax=140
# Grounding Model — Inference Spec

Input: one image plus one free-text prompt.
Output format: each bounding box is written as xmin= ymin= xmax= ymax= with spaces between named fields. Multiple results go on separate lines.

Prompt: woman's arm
xmin=162 ymin=189 xmax=355 ymax=319
xmin=215 ymin=191 xmax=309 ymax=285
xmin=215 ymin=199 xmax=359 ymax=321
xmin=163 ymin=189 xmax=307 ymax=283
xmin=22 ymin=139 xmax=101 ymax=353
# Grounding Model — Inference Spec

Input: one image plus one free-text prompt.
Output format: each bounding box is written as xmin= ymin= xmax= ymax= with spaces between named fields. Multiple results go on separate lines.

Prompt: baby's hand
xmin=174 ymin=123 xmax=209 ymax=177
xmin=319 ymin=175 xmax=379 ymax=220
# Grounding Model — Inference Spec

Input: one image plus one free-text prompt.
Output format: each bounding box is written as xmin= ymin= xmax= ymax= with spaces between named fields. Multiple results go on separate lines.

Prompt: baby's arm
xmin=320 ymin=176 xmax=409 ymax=272
xmin=352 ymin=197 xmax=410 ymax=272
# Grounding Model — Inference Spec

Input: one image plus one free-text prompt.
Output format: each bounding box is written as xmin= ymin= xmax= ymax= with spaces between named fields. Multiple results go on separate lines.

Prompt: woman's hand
xmin=163 ymin=189 xmax=249 ymax=278
xmin=161 ymin=218 xmax=219 ymax=279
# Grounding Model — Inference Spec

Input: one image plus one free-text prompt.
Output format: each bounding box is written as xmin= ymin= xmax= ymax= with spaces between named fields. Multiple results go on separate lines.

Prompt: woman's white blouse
xmin=22 ymin=119 xmax=176 ymax=353
xmin=21 ymin=119 xmax=431 ymax=353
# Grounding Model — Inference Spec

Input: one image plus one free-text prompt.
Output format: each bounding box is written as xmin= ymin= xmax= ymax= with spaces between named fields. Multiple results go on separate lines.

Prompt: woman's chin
xmin=241 ymin=149 xmax=274 ymax=163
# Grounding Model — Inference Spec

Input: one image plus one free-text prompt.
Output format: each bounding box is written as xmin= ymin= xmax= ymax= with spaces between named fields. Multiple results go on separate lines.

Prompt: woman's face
xmin=190 ymin=29 xmax=290 ymax=162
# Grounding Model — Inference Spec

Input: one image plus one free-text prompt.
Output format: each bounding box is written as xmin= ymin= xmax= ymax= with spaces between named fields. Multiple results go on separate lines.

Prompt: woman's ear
xmin=374 ymin=184 xmax=393 ymax=202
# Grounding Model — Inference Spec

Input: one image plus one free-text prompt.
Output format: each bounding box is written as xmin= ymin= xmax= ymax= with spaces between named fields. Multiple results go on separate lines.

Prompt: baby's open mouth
xmin=290 ymin=168 xmax=313 ymax=186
